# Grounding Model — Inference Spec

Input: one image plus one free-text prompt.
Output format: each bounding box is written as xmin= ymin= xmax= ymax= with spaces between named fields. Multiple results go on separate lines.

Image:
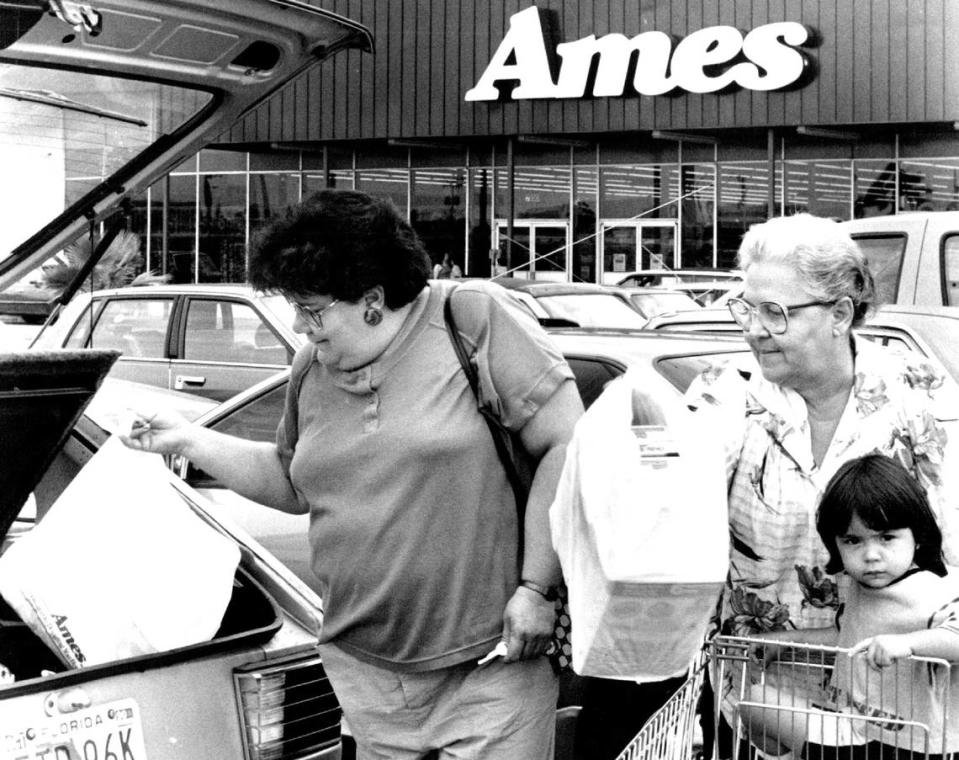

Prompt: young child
xmin=740 ymin=454 xmax=959 ymax=760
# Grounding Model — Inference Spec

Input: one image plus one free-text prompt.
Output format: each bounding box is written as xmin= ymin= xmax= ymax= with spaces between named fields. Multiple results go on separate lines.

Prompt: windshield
xmin=0 ymin=62 xmax=210 ymax=292
xmin=538 ymin=293 xmax=649 ymax=329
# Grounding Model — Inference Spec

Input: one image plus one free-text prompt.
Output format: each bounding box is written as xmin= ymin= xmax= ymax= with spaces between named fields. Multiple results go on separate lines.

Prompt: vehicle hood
xmin=0 ymin=348 xmax=118 ymax=539
xmin=0 ymin=0 xmax=371 ymax=296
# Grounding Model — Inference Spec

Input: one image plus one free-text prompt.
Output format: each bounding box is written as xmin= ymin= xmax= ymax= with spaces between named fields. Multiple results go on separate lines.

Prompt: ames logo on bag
xmin=466 ymin=6 xmax=813 ymax=101
xmin=53 ymin=614 xmax=86 ymax=664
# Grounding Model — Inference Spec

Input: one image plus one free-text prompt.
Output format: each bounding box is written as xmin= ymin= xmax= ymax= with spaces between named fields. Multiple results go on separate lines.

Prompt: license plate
xmin=2 ymin=698 xmax=147 ymax=760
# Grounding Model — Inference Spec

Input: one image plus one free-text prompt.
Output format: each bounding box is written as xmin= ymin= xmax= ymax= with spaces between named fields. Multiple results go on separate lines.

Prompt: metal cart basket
xmin=614 ymin=650 xmax=708 ymax=760
xmin=710 ymin=635 xmax=955 ymax=760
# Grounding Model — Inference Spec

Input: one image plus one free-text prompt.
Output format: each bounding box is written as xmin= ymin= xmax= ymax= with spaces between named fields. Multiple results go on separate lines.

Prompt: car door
xmin=62 ymin=295 xmax=175 ymax=390
xmin=172 ymin=296 xmax=292 ymax=402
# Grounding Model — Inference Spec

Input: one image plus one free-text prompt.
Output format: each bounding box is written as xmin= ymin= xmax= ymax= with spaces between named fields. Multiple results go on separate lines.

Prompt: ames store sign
xmin=466 ymin=6 xmax=814 ymax=101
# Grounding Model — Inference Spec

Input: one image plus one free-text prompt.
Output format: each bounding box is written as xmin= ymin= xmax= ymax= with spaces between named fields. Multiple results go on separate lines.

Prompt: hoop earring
xmin=364 ymin=306 xmax=383 ymax=326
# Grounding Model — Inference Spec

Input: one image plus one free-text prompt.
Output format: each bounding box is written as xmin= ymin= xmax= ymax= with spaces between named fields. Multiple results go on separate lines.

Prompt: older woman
xmin=121 ymin=189 xmax=584 ymax=759
xmin=683 ymin=214 xmax=958 ymax=755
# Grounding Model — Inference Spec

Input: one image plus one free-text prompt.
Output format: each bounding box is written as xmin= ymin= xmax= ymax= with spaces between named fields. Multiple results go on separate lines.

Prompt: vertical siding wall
xmin=226 ymin=0 xmax=959 ymax=145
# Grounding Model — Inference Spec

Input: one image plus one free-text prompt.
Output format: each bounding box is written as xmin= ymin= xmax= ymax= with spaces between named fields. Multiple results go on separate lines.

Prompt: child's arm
xmin=851 ymin=628 xmax=959 ymax=668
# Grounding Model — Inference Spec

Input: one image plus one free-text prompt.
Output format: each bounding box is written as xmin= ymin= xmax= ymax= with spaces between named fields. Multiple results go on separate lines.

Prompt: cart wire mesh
xmin=710 ymin=635 xmax=955 ymax=760
xmin=614 ymin=650 xmax=708 ymax=760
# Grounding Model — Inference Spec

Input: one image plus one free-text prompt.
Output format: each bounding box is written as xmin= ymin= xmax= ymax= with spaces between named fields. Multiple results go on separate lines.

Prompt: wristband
xmin=519 ymin=579 xmax=558 ymax=601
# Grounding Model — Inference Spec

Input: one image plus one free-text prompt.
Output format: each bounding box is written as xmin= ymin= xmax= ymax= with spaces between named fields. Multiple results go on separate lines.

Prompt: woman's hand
xmin=850 ymin=635 xmax=912 ymax=669
xmin=501 ymin=586 xmax=556 ymax=662
xmin=118 ymin=408 xmax=193 ymax=457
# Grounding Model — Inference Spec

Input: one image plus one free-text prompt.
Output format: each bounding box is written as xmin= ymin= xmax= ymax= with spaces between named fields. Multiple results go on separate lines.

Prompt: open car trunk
xmin=0 ymin=350 xmax=281 ymax=678
xmin=0 ymin=351 xmax=338 ymax=759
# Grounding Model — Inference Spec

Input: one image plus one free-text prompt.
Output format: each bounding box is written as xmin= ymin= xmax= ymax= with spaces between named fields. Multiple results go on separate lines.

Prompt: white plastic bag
xmin=549 ymin=366 xmax=728 ymax=680
xmin=0 ymin=436 xmax=240 ymax=668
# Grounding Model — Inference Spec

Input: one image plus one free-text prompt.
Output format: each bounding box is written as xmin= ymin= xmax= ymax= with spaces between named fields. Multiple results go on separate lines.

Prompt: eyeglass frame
xmin=289 ymin=298 xmax=340 ymax=330
xmin=726 ymin=296 xmax=837 ymax=335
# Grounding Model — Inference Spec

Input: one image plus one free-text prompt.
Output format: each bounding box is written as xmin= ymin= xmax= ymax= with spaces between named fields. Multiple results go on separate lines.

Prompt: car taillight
xmin=235 ymin=653 xmax=341 ymax=760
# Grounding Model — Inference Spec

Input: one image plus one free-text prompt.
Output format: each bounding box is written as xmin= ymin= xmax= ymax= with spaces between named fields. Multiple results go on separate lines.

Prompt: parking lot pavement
xmin=0 ymin=317 xmax=40 ymax=351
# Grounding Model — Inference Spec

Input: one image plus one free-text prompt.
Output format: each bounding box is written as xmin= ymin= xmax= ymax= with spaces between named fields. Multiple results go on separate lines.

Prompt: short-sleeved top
xmin=830 ymin=569 xmax=959 ymax=752
xmin=683 ymin=338 xmax=958 ymax=639
xmin=276 ymin=279 xmax=573 ymax=671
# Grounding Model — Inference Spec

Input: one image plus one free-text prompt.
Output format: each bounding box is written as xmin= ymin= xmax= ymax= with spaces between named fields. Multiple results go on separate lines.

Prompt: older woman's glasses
xmin=289 ymin=299 xmax=340 ymax=330
xmin=726 ymin=297 xmax=836 ymax=335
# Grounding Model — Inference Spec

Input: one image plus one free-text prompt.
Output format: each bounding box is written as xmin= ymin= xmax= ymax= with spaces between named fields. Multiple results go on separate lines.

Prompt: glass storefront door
xmin=493 ymin=220 xmax=570 ymax=281
xmin=600 ymin=220 xmax=678 ymax=285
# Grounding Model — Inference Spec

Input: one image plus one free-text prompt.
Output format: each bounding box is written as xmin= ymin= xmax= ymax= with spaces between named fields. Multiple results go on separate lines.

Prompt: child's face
xmin=836 ymin=513 xmax=917 ymax=588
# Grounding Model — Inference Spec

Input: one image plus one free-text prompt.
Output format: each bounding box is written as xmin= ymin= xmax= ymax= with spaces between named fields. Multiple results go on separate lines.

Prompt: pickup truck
xmin=840 ymin=211 xmax=959 ymax=307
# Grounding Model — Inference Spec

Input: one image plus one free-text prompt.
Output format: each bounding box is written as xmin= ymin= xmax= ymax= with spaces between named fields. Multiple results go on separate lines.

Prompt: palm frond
xmin=40 ymin=230 xmax=145 ymax=293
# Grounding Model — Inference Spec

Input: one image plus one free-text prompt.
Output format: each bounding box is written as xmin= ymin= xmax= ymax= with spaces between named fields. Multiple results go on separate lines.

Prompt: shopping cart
xmin=709 ymin=635 xmax=955 ymax=760
xmin=614 ymin=649 xmax=709 ymax=760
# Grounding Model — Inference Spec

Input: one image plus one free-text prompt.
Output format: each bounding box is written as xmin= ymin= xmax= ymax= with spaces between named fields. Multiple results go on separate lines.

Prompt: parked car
xmin=616 ymin=269 xmax=743 ymax=305
xmin=490 ymin=277 xmax=651 ymax=328
xmin=644 ymin=304 xmax=959 ymax=393
xmin=623 ymin=287 xmax=701 ymax=318
xmin=839 ymin=211 xmax=959 ymax=306
xmin=32 ymin=284 xmax=302 ymax=401
xmin=0 ymin=1 xmax=373 ymax=759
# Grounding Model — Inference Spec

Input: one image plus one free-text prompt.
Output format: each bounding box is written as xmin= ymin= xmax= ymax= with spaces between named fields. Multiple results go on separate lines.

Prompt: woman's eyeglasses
xmin=726 ymin=297 xmax=836 ymax=335
xmin=289 ymin=299 xmax=340 ymax=330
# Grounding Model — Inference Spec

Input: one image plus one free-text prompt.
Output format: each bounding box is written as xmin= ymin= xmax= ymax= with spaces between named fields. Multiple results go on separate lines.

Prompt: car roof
xmin=77 ymin=283 xmax=268 ymax=299
xmin=488 ymin=277 xmax=622 ymax=296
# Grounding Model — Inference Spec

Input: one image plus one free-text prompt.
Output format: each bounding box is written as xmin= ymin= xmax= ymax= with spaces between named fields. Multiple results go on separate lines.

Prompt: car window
xmin=629 ymin=292 xmax=699 ymax=316
xmin=187 ymin=382 xmax=287 ymax=485
xmin=655 ymin=352 xmax=753 ymax=392
xmin=566 ymin=357 xmax=622 ymax=409
xmin=849 ymin=234 xmax=905 ymax=304
xmin=67 ymin=298 xmax=173 ymax=357
xmin=538 ymin=293 xmax=648 ymax=329
xmin=183 ymin=299 xmax=288 ymax=365
xmin=943 ymin=234 xmax=959 ymax=307
xmin=856 ymin=327 xmax=919 ymax=354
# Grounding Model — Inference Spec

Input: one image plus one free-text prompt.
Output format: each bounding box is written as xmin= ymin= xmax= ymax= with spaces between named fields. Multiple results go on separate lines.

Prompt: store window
xmin=356 ymin=169 xmax=408 ymax=216
xmin=468 ymin=167 xmax=493 ymax=277
xmin=600 ymin=165 xmax=665 ymax=220
xmin=782 ymin=161 xmax=852 ymax=221
xmin=681 ymin=165 xmax=715 ymax=268
xmin=717 ymin=162 xmax=770 ymax=268
xmin=899 ymin=160 xmax=959 ymax=212
xmin=513 ymin=167 xmax=570 ymax=219
xmin=250 ymin=173 xmax=300 ymax=236
xmin=854 ymin=161 xmax=898 ymax=218
xmin=494 ymin=166 xmax=570 ymax=278
xmin=573 ymin=167 xmax=598 ymax=283
xmin=307 ymin=168 xmax=354 ymax=194
xmin=198 ymin=173 xmax=245 ymax=283
xmin=166 ymin=174 xmax=197 ymax=283
xmin=411 ymin=168 xmax=466 ymax=275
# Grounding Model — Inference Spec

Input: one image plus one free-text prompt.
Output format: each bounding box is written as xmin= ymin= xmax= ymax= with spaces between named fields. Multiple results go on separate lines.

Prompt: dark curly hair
xmin=816 ymin=453 xmax=946 ymax=577
xmin=247 ymin=189 xmax=430 ymax=309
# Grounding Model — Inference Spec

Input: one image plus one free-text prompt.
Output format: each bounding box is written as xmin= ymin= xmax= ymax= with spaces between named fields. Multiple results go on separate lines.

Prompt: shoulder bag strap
xmin=443 ymin=292 xmax=529 ymax=525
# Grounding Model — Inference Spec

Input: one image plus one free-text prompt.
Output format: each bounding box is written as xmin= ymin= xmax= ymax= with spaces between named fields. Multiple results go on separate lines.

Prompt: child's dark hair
xmin=816 ymin=453 xmax=947 ymax=577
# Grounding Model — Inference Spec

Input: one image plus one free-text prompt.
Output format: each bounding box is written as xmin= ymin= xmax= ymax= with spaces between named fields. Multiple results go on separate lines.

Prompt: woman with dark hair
xmin=122 ymin=189 xmax=584 ymax=759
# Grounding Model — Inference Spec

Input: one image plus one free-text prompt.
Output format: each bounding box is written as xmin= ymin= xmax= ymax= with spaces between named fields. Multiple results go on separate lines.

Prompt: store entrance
xmin=492 ymin=220 xmax=570 ymax=281
xmin=599 ymin=220 xmax=678 ymax=285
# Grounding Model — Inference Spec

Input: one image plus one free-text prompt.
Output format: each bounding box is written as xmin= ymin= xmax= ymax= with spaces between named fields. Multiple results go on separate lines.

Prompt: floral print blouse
xmin=684 ymin=338 xmax=958 ymax=639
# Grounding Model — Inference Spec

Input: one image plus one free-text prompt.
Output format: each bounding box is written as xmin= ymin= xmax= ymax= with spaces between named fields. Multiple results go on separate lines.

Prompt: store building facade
xmin=133 ymin=0 xmax=959 ymax=285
